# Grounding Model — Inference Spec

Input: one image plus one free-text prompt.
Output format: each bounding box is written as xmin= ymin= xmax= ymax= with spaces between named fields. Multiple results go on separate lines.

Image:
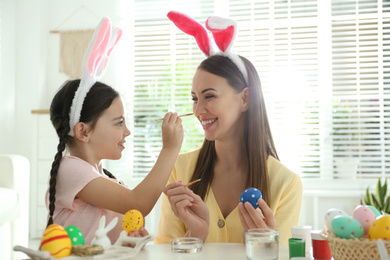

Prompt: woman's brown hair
xmin=189 ymin=55 xmax=278 ymax=205
xmin=47 ymin=80 xmax=119 ymax=227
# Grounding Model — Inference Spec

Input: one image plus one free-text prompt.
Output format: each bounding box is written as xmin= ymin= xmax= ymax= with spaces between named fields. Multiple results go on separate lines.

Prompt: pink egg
xmin=352 ymin=205 xmax=376 ymax=237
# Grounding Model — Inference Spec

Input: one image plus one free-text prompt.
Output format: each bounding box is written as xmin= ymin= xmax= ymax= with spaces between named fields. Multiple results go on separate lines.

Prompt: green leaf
xmin=384 ymin=197 xmax=390 ymax=214
xmin=375 ymin=179 xmax=384 ymax=208
xmin=370 ymin=193 xmax=382 ymax=211
xmin=382 ymin=179 xmax=388 ymax=202
xmin=365 ymin=187 xmax=372 ymax=205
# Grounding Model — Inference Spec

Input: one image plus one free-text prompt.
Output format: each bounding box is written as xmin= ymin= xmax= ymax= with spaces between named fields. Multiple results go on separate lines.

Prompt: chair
xmin=0 ymin=154 xmax=30 ymax=260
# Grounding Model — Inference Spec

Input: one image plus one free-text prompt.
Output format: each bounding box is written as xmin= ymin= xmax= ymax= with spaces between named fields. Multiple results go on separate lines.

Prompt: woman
xmin=155 ymin=54 xmax=302 ymax=245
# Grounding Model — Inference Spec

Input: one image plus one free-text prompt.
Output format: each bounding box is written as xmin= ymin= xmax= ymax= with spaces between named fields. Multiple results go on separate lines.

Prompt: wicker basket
xmin=320 ymin=230 xmax=390 ymax=260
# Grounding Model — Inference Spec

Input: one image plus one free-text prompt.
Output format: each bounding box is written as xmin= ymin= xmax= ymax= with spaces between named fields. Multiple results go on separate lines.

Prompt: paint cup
xmin=311 ymin=230 xmax=332 ymax=260
xmin=289 ymin=238 xmax=305 ymax=259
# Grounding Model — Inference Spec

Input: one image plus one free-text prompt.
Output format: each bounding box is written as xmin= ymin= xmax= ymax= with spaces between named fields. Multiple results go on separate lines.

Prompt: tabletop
xmin=137 ymin=243 xmax=290 ymax=260
xmin=15 ymin=242 xmax=291 ymax=260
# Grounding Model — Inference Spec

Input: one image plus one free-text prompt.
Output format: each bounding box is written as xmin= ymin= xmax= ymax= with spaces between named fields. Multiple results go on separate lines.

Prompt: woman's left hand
xmin=238 ymin=198 xmax=276 ymax=233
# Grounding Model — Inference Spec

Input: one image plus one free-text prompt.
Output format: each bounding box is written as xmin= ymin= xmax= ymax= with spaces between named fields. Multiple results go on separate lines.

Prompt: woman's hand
xmin=163 ymin=181 xmax=209 ymax=241
xmin=238 ymin=198 xmax=276 ymax=240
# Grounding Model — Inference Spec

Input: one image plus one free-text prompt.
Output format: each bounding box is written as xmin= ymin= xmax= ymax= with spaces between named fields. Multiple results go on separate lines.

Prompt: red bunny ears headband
xmin=68 ymin=17 xmax=122 ymax=136
xmin=167 ymin=11 xmax=248 ymax=84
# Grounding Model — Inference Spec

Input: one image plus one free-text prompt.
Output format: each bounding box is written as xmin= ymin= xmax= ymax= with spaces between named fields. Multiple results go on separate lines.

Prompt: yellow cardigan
xmin=155 ymin=149 xmax=303 ymax=245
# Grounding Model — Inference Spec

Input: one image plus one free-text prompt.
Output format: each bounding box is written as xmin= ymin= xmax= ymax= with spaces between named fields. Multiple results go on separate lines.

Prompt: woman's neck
xmin=214 ymin=136 xmax=247 ymax=173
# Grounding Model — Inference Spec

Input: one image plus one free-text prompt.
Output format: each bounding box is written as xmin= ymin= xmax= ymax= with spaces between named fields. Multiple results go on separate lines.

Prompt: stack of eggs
xmin=325 ymin=205 xmax=390 ymax=240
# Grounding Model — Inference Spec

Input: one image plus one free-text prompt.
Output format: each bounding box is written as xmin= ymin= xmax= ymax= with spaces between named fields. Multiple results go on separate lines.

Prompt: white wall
xmin=0 ymin=0 xmax=16 ymax=154
xmin=2 ymin=0 xmax=123 ymax=159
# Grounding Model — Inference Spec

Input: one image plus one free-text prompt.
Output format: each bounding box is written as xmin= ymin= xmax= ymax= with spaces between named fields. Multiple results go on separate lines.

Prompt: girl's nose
xmin=124 ymin=125 xmax=131 ymax=137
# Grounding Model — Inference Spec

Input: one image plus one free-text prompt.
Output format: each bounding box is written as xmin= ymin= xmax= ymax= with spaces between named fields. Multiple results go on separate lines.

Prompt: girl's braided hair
xmin=47 ymin=79 xmax=119 ymax=226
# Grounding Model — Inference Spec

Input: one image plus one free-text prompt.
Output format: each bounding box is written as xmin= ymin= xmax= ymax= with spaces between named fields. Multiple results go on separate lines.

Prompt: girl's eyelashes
xmin=205 ymin=95 xmax=215 ymax=99
xmin=116 ymin=119 xmax=124 ymax=126
xmin=191 ymin=97 xmax=198 ymax=102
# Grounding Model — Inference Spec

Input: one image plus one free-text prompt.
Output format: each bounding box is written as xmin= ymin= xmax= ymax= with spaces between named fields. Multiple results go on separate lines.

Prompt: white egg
xmin=324 ymin=208 xmax=349 ymax=231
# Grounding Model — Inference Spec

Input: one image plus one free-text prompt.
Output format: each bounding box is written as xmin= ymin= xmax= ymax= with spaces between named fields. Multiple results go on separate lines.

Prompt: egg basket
xmin=320 ymin=230 xmax=390 ymax=260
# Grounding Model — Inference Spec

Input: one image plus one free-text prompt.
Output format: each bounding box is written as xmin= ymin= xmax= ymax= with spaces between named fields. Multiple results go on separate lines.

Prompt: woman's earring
xmin=86 ymin=139 xmax=89 ymax=143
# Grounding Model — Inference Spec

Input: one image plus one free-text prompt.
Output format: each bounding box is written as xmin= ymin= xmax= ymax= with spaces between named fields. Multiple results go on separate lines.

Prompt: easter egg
xmin=367 ymin=205 xmax=381 ymax=217
xmin=240 ymin=188 xmax=262 ymax=209
xmin=41 ymin=224 xmax=72 ymax=258
xmin=352 ymin=205 xmax=376 ymax=237
xmin=65 ymin=225 xmax=85 ymax=246
xmin=121 ymin=209 xmax=144 ymax=233
xmin=368 ymin=215 xmax=390 ymax=240
xmin=332 ymin=216 xmax=364 ymax=239
xmin=324 ymin=208 xmax=349 ymax=232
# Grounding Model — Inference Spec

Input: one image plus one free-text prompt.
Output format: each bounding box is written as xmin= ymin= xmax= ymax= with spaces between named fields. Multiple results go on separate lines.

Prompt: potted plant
xmin=361 ymin=178 xmax=390 ymax=214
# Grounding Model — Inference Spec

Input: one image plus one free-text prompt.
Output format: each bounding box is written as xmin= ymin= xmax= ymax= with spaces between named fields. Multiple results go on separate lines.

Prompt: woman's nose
xmin=193 ymin=100 xmax=205 ymax=117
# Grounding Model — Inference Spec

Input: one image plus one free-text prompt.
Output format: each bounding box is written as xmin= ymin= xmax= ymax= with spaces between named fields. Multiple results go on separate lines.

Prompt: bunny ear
xmin=104 ymin=217 xmax=118 ymax=232
xmin=94 ymin=27 xmax=123 ymax=79
xmin=99 ymin=215 xmax=106 ymax=228
xmin=107 ymin=28 xmax=123 ymax=57
xmin=82 ymin=17 xmax=112 ymax=78
xmin=205 ymin=16 xmax=237 ymax=53
xmin=167 ymin=10 xmax=212 ymax=56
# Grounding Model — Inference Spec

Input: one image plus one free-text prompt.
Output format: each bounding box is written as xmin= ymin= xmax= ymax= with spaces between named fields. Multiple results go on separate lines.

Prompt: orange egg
xmin=41 ymin=224 xmax=72 ymax=258
xmin=368 ymin=215 xmax=390 ymax=240
xmin=121 ymin=209 xmax=144 ymax=233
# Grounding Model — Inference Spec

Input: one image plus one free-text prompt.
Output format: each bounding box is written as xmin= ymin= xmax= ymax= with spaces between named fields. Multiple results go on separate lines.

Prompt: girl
xmin=45 ymin=17 xmax=183 ymax=245
xmin=155 ymin=13 xmax=302 ymax=245
xmin=46 ymin=80 xmax=183 ymax=244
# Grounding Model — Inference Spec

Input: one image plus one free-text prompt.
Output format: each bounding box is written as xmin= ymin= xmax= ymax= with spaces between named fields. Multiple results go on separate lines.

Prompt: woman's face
xmin=191 ymin=69 xmax=248 ymax=142
xmin=87 ymin=97 xmax=131 ymax=161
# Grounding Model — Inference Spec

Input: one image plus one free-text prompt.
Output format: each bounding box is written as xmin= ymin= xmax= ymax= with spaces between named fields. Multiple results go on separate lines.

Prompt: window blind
xmin=126 ymin=0 xmax=214 ymax=178
xmin=110 ymin=0 xmax=390 ymax=183
xmin=331 ymin=0 xmax=390 ymax=178
xmin=229 ymin=0 xmax=322 ymax=177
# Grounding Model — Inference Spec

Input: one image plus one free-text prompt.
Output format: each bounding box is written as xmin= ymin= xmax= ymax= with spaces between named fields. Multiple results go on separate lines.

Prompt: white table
xmin=137 ymin=243 xmax=289 ymax=260
xmin=15 ymin=241 xmax=290 ymax=260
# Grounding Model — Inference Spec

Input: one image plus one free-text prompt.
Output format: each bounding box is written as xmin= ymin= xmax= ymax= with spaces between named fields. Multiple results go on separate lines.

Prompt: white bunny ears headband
xmin=68 ymin=17 xmax=122 ymax=136
xmin=167 ymin=11 xmax=248 ymax=84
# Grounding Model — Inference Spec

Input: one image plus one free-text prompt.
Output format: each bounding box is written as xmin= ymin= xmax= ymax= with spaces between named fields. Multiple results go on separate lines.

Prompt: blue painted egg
xmin=240 ymin=188 xmax=262 ymax=209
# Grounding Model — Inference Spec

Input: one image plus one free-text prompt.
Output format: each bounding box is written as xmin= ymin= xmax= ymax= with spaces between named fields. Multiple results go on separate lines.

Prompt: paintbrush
xmin=185 ymin=178 xmax=201 ymax=187
xmin=154 ymin=113 xmax=194 ymax=122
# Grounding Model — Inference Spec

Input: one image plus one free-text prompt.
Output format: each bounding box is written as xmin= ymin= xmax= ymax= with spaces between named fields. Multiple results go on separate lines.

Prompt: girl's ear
xmin=74 ymin=122 xmax=90 ymax=143
xmin=241 ymin=87 xmax=249 ymax=112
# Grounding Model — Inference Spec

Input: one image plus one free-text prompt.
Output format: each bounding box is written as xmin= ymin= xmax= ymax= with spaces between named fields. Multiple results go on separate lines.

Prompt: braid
xmin=47 ymin=122 xmax=69 ymax=227
xmin=103 ymin=168 xmax=117 ymax=179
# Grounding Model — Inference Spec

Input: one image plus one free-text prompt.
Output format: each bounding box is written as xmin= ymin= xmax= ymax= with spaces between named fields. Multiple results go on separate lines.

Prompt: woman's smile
xmin=201 ymin=118 xmax=218 ymax=130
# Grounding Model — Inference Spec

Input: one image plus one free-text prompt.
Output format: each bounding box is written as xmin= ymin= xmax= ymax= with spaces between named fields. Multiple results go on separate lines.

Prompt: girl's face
xmin=87 ymin=97 xmax=131 ymax=161
xmin=191 ymin=69 xmax=248 ymax=142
